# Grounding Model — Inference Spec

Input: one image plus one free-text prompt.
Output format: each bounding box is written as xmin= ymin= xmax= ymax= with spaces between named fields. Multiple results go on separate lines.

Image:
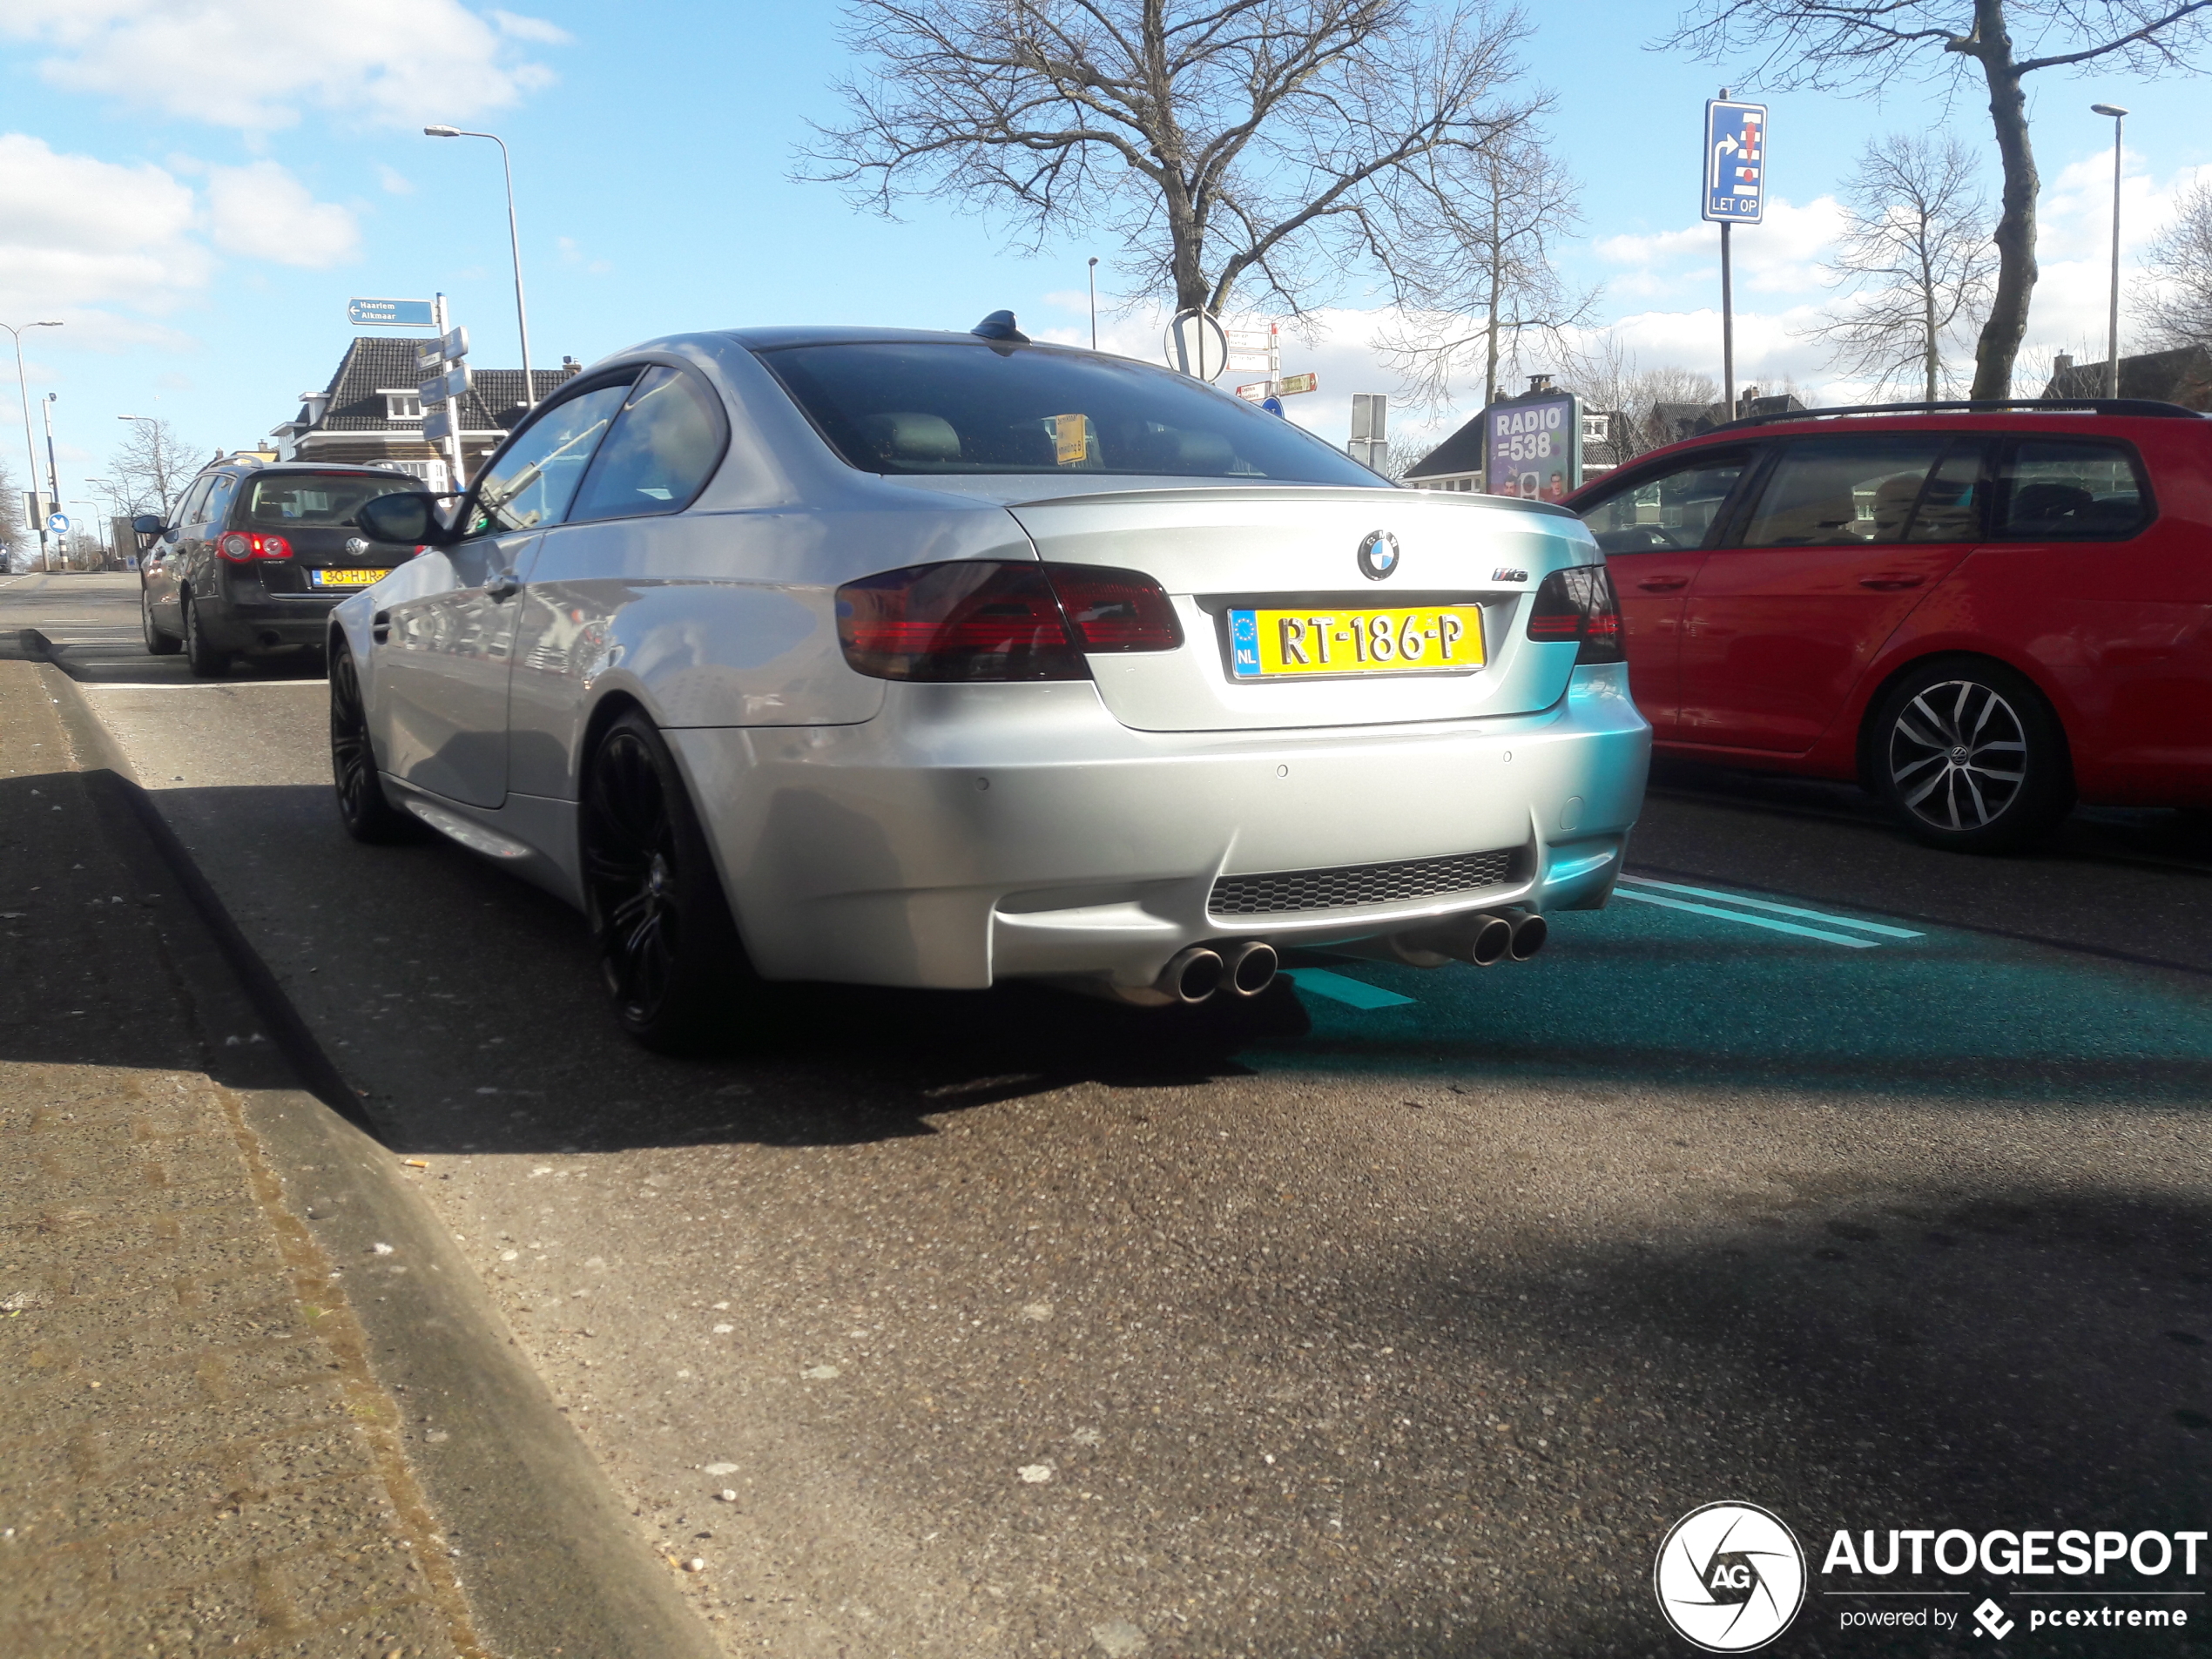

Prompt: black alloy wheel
xmin=328 ymin=643 xmax=414 ymax=843
xmin=1869 ymin=658 xmax=2072 ymax=853
xmin=181 ymin=590 xmax=229 ymax=678
xmin=580 ymin=710 xmax=752 ymax=1051
xmin=141 ymin=584 xmax=179 ymax=655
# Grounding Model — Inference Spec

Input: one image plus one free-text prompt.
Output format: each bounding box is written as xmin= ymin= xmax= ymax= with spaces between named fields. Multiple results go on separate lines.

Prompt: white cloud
xmin=0 ymin=132 xmax=207 ymax=316
xmin=0 ymin=0 xmax=563 ymax=132
xmin=377 ymin=164 xmax=415 ymax=195
xmin=490 ymin=7 xmax=569 ymax=43
xmin=205 ymin=160 xmax=360 ymax=266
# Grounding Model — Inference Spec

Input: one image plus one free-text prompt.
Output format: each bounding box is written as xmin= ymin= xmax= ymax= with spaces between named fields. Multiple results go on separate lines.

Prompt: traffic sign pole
xmin=1702 ymin=91 xmax=1767 ymax=420
xmin=1721 ymin=220 xmax=1735 ymax=415
xmin=433 ymin=294 xmax=464 ymax=492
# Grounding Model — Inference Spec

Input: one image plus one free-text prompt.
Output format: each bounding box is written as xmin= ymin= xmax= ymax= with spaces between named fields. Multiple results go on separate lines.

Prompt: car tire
xmin=328 ymin=642 xmax=416 ymax=844
xmin=141 ymin=585 xmax=180 ymax=655
xmin=580 ymin=709 xmax=755 ymax=1052
xmin=1868 ymin=658 xmax=2073 ymax=853
xmin=181 ymin=590 xmax=230 ymax=678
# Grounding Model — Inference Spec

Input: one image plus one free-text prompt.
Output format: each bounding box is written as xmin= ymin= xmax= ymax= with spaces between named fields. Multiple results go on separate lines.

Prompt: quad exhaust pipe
xmin=1343 ymin=908 xmax=1548 ymax=969
xmin=1154 ymin=940 xmax=1279 ymax=1004
xmin=1060 ymin=940 xmax=1280 ymax=1008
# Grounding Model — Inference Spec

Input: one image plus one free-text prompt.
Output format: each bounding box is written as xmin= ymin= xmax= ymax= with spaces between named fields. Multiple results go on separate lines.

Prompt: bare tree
xmin=108 ymin=417 xmax=190 ymax=519
xmin=1565 ymin=336 xmax=1719 ymax=464
xmin=0 ymin=456 xmax=22 ymax=574
xmin=800 ymin=0 xmax=1545 ymax=320
xmin=1375 ymin=132 xmax=1598 ymax=412
xmin=1660 ymin=1 xmax=2212 ymax=397
xmin=1804 ymin=132 xmax=1994 ymax=401
xmin=2144 ymin=174 xmax=2212 ymax=348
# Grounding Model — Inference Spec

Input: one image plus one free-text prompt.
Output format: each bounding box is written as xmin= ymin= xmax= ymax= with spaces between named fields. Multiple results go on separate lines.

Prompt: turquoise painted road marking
xmin=1617 ymin=874 xmax=1924 ymax=939
xmin=1611 ymin=887 xmax=1881 ymax=948
xmin=1282 ymin=968 xmax=1418 ymax=1009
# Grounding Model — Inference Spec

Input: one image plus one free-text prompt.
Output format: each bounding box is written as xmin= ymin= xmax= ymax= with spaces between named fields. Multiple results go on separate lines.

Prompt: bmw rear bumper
xmin=667 ymin=662 xmax=1651 ymax=990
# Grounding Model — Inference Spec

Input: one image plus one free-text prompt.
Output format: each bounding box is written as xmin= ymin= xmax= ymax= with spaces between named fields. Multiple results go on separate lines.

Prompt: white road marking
xmin=78 ymin=679 xmax=327 ymax=690
xmin=1618 ymin=874 xmax=1924 ymax=938
xmin=1611 ymin=887 xmax=1880 ymax=948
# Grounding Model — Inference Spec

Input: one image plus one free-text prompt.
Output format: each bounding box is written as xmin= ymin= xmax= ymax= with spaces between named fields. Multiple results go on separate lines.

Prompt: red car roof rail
xmin=1710 ymin=397 xmax=2206 ymax=431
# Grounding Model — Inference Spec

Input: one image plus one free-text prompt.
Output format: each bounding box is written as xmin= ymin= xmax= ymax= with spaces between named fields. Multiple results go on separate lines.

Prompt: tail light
xmin=216 ymin=531 xmax=292 ymax=562
xmin=1525 ymin=563 xmax=1623 ymax=664
xmin=836 ymin=561 xmax=1181 ymax=682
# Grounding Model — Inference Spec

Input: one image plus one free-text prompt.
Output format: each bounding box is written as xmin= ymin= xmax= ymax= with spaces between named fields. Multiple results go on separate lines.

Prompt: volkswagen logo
xmin=1356 ymin=529 xmax=1399 ymax=580
xmin=1654 ymin=1501 xmax=1806 ymax=1652
xmin=345 ymin=536 xmax=371 ymax=556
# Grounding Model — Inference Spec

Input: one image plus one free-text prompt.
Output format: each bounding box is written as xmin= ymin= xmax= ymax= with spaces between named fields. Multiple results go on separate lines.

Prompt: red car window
xmin=1580 ymin=448 xmax=1751 ymax=555
xmin=1993 ymin=439 xmax=2149 ymax=539
xmin=1738 ymin=435 xmax=1946 ymax=546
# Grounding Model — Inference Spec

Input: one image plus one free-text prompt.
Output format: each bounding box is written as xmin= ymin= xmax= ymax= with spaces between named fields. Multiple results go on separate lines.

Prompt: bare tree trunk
xmin=1925 ymin=278 xmax=1939 ymax=404
xmin=1481 ymin=199 xmax=1502 ymax=408
xmin=1965 ymin=0 xmax=2036 ymax=399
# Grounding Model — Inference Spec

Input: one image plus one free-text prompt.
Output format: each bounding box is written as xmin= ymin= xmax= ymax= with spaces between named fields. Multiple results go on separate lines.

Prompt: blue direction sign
xmin=1703 ymin=100 xmax=1768 ymax=223
xmin=347 ymin=297 xmax=436 ymax=328
xmin=47 ymin=512 xmax=69 ymax=535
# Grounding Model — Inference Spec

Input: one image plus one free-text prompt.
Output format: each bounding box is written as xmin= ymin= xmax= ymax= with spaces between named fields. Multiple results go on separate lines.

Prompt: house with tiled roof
xmin=266 ymin=336 xmax=580 ymax=490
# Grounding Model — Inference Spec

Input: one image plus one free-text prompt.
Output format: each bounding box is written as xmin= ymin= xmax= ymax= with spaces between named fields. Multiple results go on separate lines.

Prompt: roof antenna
xmin=971 ymin=310 xmax=1028 ymax=343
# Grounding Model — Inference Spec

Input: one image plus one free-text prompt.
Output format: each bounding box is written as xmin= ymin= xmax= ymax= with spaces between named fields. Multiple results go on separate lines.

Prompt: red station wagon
xmin=1563 ymin=400 xmax=2212 ymax=851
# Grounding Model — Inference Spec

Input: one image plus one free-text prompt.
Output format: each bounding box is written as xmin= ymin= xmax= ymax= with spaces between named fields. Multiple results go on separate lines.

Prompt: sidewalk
xmin=1 ymin=656 xmax=481 ymax=1657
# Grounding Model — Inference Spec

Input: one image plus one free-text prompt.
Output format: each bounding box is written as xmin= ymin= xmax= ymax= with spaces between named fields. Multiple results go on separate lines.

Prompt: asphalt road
xmin=10 ymin=570 xmax=2212 ymax=1658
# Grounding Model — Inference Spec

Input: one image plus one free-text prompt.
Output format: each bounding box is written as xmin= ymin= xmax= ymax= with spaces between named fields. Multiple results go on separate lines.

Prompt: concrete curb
xmin=38 ymin=660 xmax=723 ymax=1659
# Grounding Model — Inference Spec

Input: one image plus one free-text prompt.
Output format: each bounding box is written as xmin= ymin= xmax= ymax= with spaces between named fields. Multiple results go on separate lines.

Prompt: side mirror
xmin=132 ymin=514 xmax=164 ymax=536
xmin=355 ymin=491 xmax=457 ymax=548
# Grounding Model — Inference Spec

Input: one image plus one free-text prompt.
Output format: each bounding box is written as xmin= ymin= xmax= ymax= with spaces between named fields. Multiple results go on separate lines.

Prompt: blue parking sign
xmin=1703 ymin=100 xmax=1768 ymax=223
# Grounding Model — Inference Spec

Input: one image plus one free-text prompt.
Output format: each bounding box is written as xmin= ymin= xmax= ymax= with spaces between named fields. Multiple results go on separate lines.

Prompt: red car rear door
xmin=1679 ymin=434 xmax=1982 ymax=752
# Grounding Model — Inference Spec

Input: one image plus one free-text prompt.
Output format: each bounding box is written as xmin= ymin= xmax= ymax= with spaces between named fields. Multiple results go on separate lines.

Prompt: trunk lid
xmin=1005 ymin=485 xmax=1600 ymax=732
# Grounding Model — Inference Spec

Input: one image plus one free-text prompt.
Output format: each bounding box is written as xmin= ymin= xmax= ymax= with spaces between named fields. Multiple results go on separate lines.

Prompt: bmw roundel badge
xmin=1357 ymin=529 xmax=1400 ymax=580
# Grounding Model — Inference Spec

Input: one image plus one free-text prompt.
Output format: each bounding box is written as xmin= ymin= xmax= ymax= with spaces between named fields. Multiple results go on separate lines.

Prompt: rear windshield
xmin=242 ymin=473 xmax=417 ymax=528
xmin=758 ymin=341 xmax=1381 ymax=485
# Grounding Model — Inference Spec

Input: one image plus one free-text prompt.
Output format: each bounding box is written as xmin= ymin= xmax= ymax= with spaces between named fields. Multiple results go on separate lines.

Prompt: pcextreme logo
xmin=1655 ymin=1501 xmax=1809 ymax=1652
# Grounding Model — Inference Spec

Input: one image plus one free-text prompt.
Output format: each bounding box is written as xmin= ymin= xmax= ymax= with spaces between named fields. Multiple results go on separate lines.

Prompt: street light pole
xmin=40 ymin=394 xmax=64 ymax=571
xmin=2092 ymin=103 xmax=2129 ymax=400
xmin=425 ymin=125 xmax=536 ymax=409
xmin=1088 ymin=257 xmax=1099 ymax=350
xmin=2 ymin=319 xmax=62 ymax=574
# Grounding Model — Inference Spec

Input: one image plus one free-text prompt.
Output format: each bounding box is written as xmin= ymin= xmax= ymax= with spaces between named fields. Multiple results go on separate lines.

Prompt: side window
xmin=1577 ymin=448 xmax=1750 ymax=554
xmin=566 ymin=368 xmax=727 ymax=524
xmin=202 ymin=474 xmax=240 ymax=529
xmin=465 ymin=381 xmax=634 ymax=536
xmin=1993 ymin=439 xmax=2148 ymax=540
xmin=175 ymin=477 xmax=214 ymax=528
xmin=1903 ymin=440 xmax=1989 ymax=543
xmin=1738 ymin=435 xmax=1947 ymax=547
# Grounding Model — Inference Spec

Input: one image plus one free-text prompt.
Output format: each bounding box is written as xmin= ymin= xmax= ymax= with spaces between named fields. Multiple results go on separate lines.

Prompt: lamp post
xmin=116 ymin=415 xmax=176 ymax=519
xmin=2092 ymin=103 xmax=2129 ymax=400
xmin=1088 ymin=257 xmax=1099 ymax=350
xmin=40 ymin=394 xmax=63 ymax=571
xmin=424 ymin=125 xmax=537 ymax=410
xmin=2 ymin=320 xmax=62 ymax=572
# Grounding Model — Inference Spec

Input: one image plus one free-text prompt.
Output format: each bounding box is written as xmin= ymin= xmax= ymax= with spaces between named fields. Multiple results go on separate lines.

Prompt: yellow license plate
xmin=1228 ymin=604 xmax=1485 ymax=678
xmin=309 ymin=567 xmax=390 ymax=588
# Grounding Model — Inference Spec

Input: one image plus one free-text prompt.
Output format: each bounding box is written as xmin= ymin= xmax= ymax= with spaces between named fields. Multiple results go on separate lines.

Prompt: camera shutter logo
xmin=1356 ymin=529 xmax=1399 ymax=580
xmin=1654 ymin=1501 xmax=1806 ymax=1652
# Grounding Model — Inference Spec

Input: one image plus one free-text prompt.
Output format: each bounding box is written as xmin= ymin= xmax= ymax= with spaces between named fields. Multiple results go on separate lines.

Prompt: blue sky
xmin=4 ymin=0 xmax=2209 ymax=512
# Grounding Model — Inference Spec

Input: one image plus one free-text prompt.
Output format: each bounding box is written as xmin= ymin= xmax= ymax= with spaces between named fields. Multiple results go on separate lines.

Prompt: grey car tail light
xmin=1525 ymin=564 xmax=1624 ymax=664
xmin=835 ymin=561 xmax=1180 ymax=682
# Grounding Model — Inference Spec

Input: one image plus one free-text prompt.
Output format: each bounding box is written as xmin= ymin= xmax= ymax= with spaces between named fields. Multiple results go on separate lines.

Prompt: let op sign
xmin=1703 ymin=99 xmax=1768 ymax=223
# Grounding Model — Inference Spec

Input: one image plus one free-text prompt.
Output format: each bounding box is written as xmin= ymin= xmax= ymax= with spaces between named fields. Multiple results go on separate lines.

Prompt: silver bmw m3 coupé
xmin=334 ymin=319 xmax=1650 ymax=1048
